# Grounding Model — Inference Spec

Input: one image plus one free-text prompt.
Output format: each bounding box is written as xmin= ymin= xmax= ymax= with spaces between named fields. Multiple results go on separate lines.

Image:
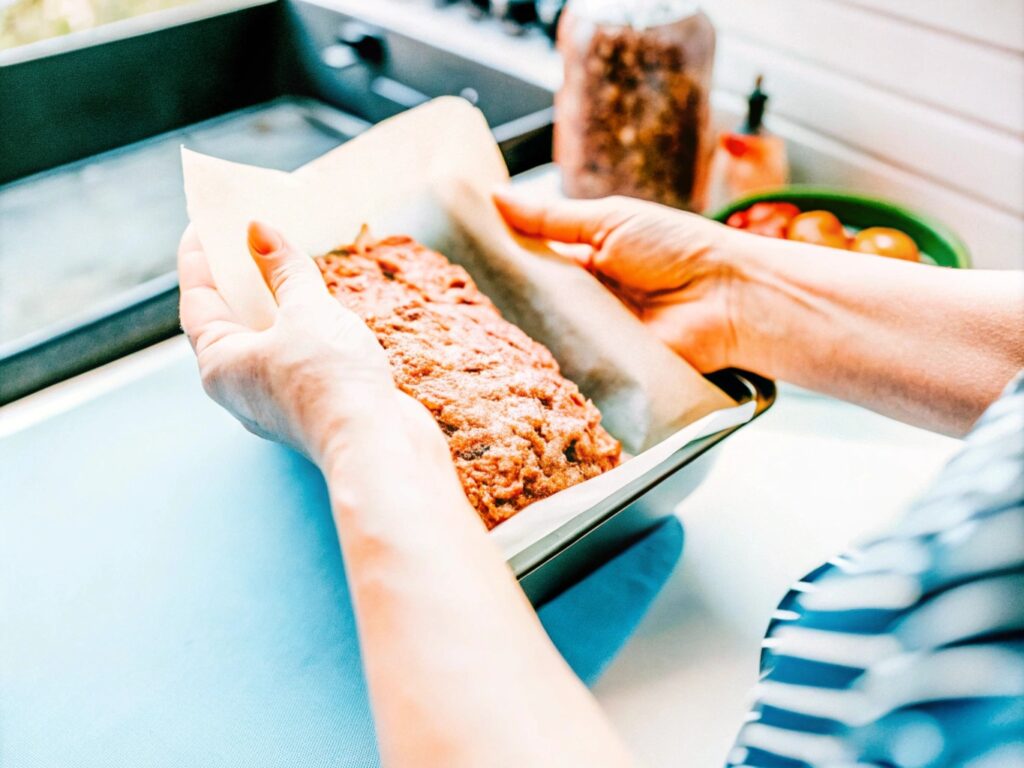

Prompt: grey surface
xmin=0 ymin=0 xmax=554 ymax=401
xmin=0 ymin=98 xmax=358 ymax=346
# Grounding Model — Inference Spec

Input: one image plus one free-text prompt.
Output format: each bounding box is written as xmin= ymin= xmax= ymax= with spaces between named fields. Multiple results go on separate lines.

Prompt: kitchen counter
xmin=0 ymin=338 xmax=960 ymax=767
xmin=0 ymin=9 xmax=966 ymax=760
xmin=0 ymin=3 xmax=995 ymax=764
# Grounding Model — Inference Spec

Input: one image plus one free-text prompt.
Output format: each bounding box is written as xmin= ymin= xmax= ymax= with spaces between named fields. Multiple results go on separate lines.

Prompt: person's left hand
xmin=177 ymin=221 xmax=450 ymax=473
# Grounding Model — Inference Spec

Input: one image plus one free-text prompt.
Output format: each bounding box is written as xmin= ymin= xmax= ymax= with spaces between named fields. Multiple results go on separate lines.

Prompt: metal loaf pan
xmin=517 ymin=370 xmax=775 ymax=606
xmin=0 ymin=0 xmax=554 ymax=403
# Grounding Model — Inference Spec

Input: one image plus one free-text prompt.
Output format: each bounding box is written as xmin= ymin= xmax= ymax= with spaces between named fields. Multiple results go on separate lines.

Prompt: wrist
xmin=299 ymin=378 xmax=401 ymax=470
xmin=711 ymin=228 xmax=801 ymax=379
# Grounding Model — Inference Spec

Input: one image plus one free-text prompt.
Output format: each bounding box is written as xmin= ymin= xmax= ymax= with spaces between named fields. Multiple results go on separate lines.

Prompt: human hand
xmin=493 ymin=191 xmax=751 ymax=373
xmin=495 ymin=191 xmax=1024 ymax=435
xmin=177 ymin=221 xmax=447 ymax=470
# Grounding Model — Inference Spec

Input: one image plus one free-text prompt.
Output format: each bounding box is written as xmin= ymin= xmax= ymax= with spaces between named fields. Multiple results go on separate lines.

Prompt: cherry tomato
xmin=850 ymin=227 xmax=920 ymax=262
xmin=747 ymin=202 xmax=799 ymax=238
xmin=786 ymin=210 xmax=849 ymax=249
xmin=748 ymin=202 xmax=800 ymax=223
xmin=726 ymin=211 xmax=749 ymax=228
xmin=727 ymin=202 xmax=800 ymax=238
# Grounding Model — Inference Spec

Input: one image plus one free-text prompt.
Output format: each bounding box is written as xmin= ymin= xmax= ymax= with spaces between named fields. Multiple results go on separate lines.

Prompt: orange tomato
xmin=786 ymin=210 xmax=850 ymax=249
xmin=850 ymin=227 xmax=920 ymax=262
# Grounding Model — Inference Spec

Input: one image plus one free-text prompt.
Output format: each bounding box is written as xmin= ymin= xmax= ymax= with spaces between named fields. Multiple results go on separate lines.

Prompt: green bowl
xmin=711 ymin=187 xmax=971 ymax=268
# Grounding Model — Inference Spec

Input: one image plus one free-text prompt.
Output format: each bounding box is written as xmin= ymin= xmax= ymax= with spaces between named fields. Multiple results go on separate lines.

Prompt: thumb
xmin=493 ymin=188 xmax=629 ymax=248
xmin=248 ymin=221 xmax=327 ymax=307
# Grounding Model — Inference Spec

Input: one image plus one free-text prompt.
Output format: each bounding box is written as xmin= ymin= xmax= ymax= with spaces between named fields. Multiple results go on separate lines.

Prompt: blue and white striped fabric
xmin=728 ymin=372 xmax=1024 ymax=768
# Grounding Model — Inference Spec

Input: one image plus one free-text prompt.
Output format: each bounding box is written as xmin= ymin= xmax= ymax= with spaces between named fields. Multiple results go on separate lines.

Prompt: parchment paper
xmin=181 ymin=96 xmax=744 ymax=551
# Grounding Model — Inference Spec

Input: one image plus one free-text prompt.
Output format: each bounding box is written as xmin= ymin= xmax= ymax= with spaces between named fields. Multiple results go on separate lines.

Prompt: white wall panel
xmin=837 ymin=0 xmax=1024 ymax=52
xmin=702 ymin=0 xmax=1024 ymax=135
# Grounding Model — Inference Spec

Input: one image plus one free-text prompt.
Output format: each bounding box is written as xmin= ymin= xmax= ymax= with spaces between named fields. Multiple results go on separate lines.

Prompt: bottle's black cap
xmin=743 ymin=74 xmax=768 ymax=135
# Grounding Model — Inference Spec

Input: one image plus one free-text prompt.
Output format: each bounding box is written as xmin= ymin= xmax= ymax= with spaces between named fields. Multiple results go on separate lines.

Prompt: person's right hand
xmin=493 ymin=191 xmax=751 ymax=373
xmin=496 ymin=189 xmax=1024 ymax=436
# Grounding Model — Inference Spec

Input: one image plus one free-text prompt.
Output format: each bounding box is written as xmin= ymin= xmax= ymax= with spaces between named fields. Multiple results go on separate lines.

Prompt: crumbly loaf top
xmin=316 ymin=233 xmax=621 ymax=528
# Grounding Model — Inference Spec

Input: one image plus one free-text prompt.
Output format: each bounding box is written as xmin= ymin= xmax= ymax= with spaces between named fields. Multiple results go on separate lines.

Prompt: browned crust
xmin=316 ymin=234 xmax=621 ymax=528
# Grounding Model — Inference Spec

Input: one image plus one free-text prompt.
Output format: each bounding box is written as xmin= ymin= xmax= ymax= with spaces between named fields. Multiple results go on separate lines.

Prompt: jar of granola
xmin=555 ymin=0 xmax=716 ymax=211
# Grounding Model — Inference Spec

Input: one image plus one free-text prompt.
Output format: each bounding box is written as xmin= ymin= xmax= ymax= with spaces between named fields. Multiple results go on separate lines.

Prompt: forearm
xmin=320 ymin=396 xmax=634 ymax=768
xmin=727 ymin=232 xmax=1024 ymax=434
xmin=180 ymin=218 xmax=632 ymax=767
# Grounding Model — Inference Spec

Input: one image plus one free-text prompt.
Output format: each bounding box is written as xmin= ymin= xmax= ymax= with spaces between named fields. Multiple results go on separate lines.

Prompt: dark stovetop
xmin=0 ymin=0 xmax=554 ymax=403
xmin=0 ymin=99 xmax=359 ymax=348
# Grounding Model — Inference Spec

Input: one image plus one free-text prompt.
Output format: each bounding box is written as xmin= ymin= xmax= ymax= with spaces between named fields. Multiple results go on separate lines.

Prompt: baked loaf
xmin=316 ymin=231 xmax=621 ymax=528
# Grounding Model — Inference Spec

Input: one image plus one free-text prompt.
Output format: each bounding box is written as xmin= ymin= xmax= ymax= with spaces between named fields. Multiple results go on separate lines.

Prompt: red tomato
xmin=726 ymin=211 xmax=750 ymax=228
xmin=727 ymin=202 xmax=800 ymax=239
xmin=747 ymin=202 xmax=800 ymax=223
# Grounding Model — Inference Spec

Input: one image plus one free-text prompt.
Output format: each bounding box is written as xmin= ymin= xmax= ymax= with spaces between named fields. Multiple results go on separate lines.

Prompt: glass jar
xmin=555 ymin=0 xmax=716 ymax=211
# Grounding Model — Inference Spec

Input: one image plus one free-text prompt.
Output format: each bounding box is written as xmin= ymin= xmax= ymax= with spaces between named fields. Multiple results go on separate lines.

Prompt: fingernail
xmin=248 ymin=221 xmax=282 ymax=256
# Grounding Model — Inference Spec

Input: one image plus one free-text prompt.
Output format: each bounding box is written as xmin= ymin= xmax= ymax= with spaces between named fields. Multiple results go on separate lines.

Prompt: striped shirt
xmin=728 ymin=372 xmax=1024 ymax=768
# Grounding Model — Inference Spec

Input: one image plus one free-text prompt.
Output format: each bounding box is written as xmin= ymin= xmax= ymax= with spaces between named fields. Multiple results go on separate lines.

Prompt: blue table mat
xmin=0 ymin=354 xmax=682 ymax=767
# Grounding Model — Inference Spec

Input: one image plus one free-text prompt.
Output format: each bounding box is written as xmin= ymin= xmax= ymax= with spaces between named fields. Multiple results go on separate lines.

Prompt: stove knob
xmin=464 ymin=0 xmax=490 ymax=18
xmin=537 ymin=0 xmax=566 ymax=41
xmin=500 ymin=0 xmax=539 ymax=28
xmin=336 ymin=21 xmax=386 ymax=65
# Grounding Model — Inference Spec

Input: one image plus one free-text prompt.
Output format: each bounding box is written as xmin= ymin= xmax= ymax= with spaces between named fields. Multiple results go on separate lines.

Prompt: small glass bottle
xmin=555 ymin=0 xmax=716 ymax=211
xmin=706 ymin=75 xmax=789 ymax=211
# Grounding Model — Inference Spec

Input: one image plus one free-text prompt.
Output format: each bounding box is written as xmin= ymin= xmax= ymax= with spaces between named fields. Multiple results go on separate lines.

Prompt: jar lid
xmin=572 ymin=0 xmax=701 ymax=28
